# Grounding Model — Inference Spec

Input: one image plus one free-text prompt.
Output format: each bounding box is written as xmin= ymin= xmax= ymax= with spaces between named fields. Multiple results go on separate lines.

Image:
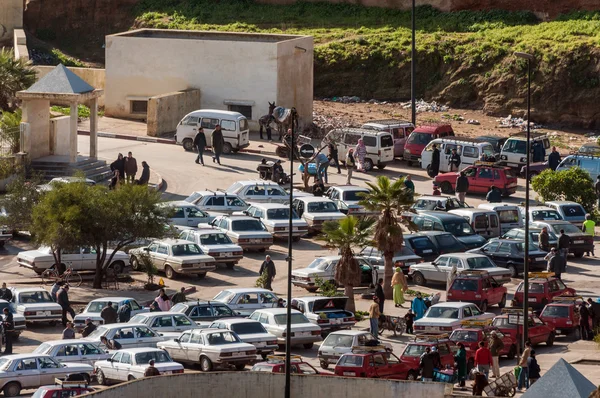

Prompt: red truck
xmin=399 ymin=334 xmax=456 ymax=380
xmin=539 ymin=296 xmax=582 ymax=336
xmin=512 ymin=272 xmax=577 ymax=310
xmin=334 ymin=346 xmax=411 ymax=380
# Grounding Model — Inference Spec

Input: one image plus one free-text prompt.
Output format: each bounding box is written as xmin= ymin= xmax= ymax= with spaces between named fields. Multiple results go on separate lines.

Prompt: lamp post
xmin=410 ymin=0 xmax=416 ymax=126
xmin=514 ymin=51 xmax=534 ymax=349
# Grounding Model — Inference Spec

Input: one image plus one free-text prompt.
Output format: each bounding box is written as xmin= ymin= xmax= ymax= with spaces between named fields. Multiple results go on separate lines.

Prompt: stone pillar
xmin=89 ymin=97 xmax=98 ymax=159
xmin=69 ymin=102 xmax=78 ymax=163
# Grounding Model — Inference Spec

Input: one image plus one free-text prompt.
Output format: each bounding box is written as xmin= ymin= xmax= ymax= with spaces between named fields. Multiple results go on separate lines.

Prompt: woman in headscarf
xmin=391 ymin=266 xmax=407 ymax=308
xmin=155 ymin=288 xmax=172 ymax=311
xmin=454 ymin=342 xmax=468 ymax=389
xmin=355 ymin=139 xmax=367 ymax=172
xmin=411 ymin=292 xmax=427 ymax=321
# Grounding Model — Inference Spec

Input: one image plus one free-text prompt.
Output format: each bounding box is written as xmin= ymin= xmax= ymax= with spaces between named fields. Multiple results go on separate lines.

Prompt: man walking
xmin=211 ymin=125 xmax=225 ymax=165
xmin=489 ymin=331 xmax=504 ymax=378
xmin=368 ymin=296 xmax=380 ymax=338
xmin=375 ymin=278 xmax=385 ymax=313
xmin=579 ymin=301 xmax=592 ymax=340
xmin=259 ymin=255 xmax=276 ymax=291
xmin=517 ymin=341 xmax=532 ymax=392
xmin=193 ymin=127 xmax=206 ymax=165
xmin=100 ymin=301 xmax=118 ymax=325
xmin=124 ymin=152 xmax=138 ymax=183
xmin=0 ymin=283 xmax=11 ymax=302
xmin=171 ymin=287 xmax=187 ymax=305
xmin=136 ymin=161 xmax=150 ymax=185
xmin=419 ymin=347 xmax=435 ymax=382
xmin=474 ymin=341 xmax=492 ymax=380
xmin=117 ymin=302 xmax=132 ymax=323
xmin=583 ymin=214 xmax=596 ymax=256
xmin=57 ymin=285 xmax=75 ymax=327
xmin=538 ymin=227 xmax=550 ymax=252
xmin=404 ymin=175 xmax=415 ymax=200
xmin=430 ymin=144 xmax=440 ymax=177
xmin=2 ymin=307 xmax=14 ymax=355
xmin=558 ymin=229 xmax=570 ymax=261
xmin=455 ymin=171 xmax=469 ymax=204
xmin=548 ymin=146 xmax=561 ymax=171
xmin=448 ymin=148 xmax=461 ymax=172
xmin=546 ymin=248 xmax=566 ymax=280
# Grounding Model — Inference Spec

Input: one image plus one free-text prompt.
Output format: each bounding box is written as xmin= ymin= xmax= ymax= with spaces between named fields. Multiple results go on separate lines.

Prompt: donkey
xmin=259 ymin=101 xmax=299 ymax=141
xmin=258 ymin=101 xmax=276 ymax=139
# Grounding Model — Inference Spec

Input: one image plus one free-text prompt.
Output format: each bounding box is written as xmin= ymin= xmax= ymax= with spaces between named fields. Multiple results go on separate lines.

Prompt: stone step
xmin=30 ymin=157 xmax=113 ymax=183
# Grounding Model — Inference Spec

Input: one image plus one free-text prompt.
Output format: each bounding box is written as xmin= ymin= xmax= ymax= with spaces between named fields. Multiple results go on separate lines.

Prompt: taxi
xmin=492 ymin=308 xmax=555 ymax=346
xmin=399 ymin=334 xmax=455 ymax=380
xmin=539 ymin=296 xmax=582 ymax=336
xmin=334 ymin=346 xmax=411 ymax=380
xmin=32 ymin=379 xmax=94 ymax=398
xmin=433 ymin=162 xmax=518 ymax=197
xmin=512 ymin=272 xmax=577 ymax=310
xmin=250 ymin=355 xmax=324 ymax=375
xmin=446 ymin=270 xmax=508 ymax=312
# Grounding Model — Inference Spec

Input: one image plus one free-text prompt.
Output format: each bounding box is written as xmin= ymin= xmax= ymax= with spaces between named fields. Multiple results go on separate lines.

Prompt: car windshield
xmin=517 ymin=283 xmax=545 ymax=293
xmin=550 ymin=223 xmax=581 ymax=234
xmin=87 ymin=326 xmax=108 ymax=340
xmin=403 ymin=344 xmax=428 ymax=357
xmin=33 ymin=343 xmax=51 ymax=354
xmin=274 ymin=313 xmax=309 ymax=325
xmin=135 ymin=351 xmax=172 ymax=364
xmin=231 ymin=322 xmax=267 ymax=335
xmin=451 ymin=279 xmax=478 ymax=291
xmin=232 ymin=219 xmax=267 ymax=231
xmin=86 ymin=301 xmax=118 ymax=313
xmin=541 ymin=306 xmax=570 ymax=318
xmin=407 ymin=132 xmax=432 ymax=145
xmin=20 ymin=291 xmax=53 ymax=303
xmin=200 ymin=233 xmax=233 ymax=245
xmin=207 ymin=331 xmax=241 ymax=345
xmin=425 ymin=307 xmax=460 ymax=319
xmin=466 ymin=257 xmax=495 ymax=269
xmin=531 ymin=210 xmax=562 ymax=221
xmin=561 ymin=205 xmax=585 ymax=217
xmin=0 ymin=358 xmax=10 ymax=371
xmin=444 ymin=221 xmax=475 ymax=236
xmin=307 ymin=201 xmax=338 ymax=213
xmin=450 ymin=330 xmax=479 ymax=342
xmin=343 ymin=191 xmax=367 ymax=201
xmin=267 ymin=208 xmax=299 ymax=220
xmin=338 ymin=355 xmax=364 ymax=367
xmin=503 ymin=139 xmax=526 ymax=154
xmin=171 ymin=244 xmax=203 ymax=256
xmin=322 ymin=334 xmax=354 ymax=348
xmin=498 ymin=210 xmax=519 ymax=223
xmin=171 ymin=303 xmax=187 ymax=313
xmin=213 ymin=291 xmax=236 ymax=303
xmin=306 ymin=258 xmax=329 ymax=271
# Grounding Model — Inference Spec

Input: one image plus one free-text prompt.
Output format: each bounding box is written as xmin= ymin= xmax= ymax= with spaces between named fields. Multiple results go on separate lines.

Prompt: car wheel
xmin=508 ymin=265 xmax=518 ymax=278
xmin=480 ymin=300 xmax=488 ymax=312
xmin=407 ymin=370 xmax=418 ymax=381
xmin=303 ymin=343 xmax=314 ymax=349
xmin=96 ymin=369 xmax=107 ymax=386
xmin=235 ymin=363 xmax=246 ymax=371
xmin=165 ymin=265 xmax=176 ymax=279
xmin=226 ymin=262 xmax=235 ymax=270
xmin=440 ymin=181 xmax=453 ymax=194
xmin=320 ymin=361 xmax=329 ymax=370
xmin=131 ymin=256 xmax=141 ymax=271
xmin=498 ymin=294 xmax=507 ymax=309
xmin=183 ymin=138 xmax=194 ymax=151
xmin=363 ymin=158 xmax=374 ymax=172
xmin=377 ymin=164 xmax=386 ymax=170
xmin=200 ymin=356 xmax=213 ymax=372
xmin=222 ymin=143 xmax=233 ymax=155
xmin=111 ymin=261 xmax=125 ymax=274
xmin=3 ymin=382 xmax=20 ymax=397
xmin=412 ymin=272 xmax=426 ymax=286
xmin=197 ymin=272 xmax=207 ymax=279
xmin=574 ymin=251 xmax=584 ymax=258
xmin=507 ymin=344 xmax=517 ymax=360
xmin=128 ymin=375 xmax=136 ymax=381
xmin=546 ymin=332 xmax=555 ymax=347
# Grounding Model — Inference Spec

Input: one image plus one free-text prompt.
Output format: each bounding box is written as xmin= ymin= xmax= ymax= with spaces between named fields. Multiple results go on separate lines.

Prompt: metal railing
xmin=0 ymin=126 xmax=20 ymax=157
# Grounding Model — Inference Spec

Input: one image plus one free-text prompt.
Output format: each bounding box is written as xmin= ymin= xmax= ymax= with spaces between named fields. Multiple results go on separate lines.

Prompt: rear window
xmin=450 ymin=330 xmax=479 ymax=342
xmin=531 ymin=210 xmax=562 ymax=221
xmin=504 ymin=169 xmax=517 ymax=178
xmin=451 ymin=279 xmax=478 ymax=291
xmin=322 ymin=334 xmax=354 ymax=348
xmin=239 ymin=118 xmax=248 ymax=131
xmin=274 ymin=313 xmax=309 ymax=325
xmin=541 ymin=306 xmax=569 ymax=318
xmin=410 ymin=237 xmax=437 ymax=251
xmin=343 ymin=190 xmax=367 ymax=201
xmin=474 ymin=215 xmax=488 ymax=229
xmin=231 ymin=219 xmax=267 ymax=231
xmin=231 ymin=322 xmax=267 ymax=335
xmin=550 ymin=223 xmax=581 ymax=234
xmin=498 ymin=210 xmax=519 ymax=223
xmin=443 ymin=220 xmax=475 ymax=237
xmin=338 ymin=355 xmax=364 ymax=367
xmin=380 ymin=135 xmax=393 ymax=148
xmin=403 ymin=344 xmax=427 ymax=357
xmin=362 ymin=136 xmax=376 ymax=147
xmin=562 ymin=205 xmax=585 ymax=217
xmin=407 ymin=132 xmax=432 ymax=145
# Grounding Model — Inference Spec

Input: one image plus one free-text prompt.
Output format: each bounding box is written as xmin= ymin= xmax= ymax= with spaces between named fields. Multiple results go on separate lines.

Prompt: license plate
xmin=293 ymin=227 xmax=299 ymax=231
xmin=343 ymin=372 xmax=355 ymax=376
xmin=297 ymin=331 xmax=310 ymax=337
xmin=536 ymin=257 xmax=545 ymax=261
xmin=254 ymin=342 xmax=266 ymax=347
xmin=250 ymin=239 xmax=262 ymax=244
xmin=162 ymin=371 xmax=172 ymax=375
xmin=556 ymin=330 xmax=562 ymax=334
xmin=36 ymin=311 xmax=50 ymax=316
xmin=528 ymin=298 xmax=537 ymax=302
xmin=332 ymin=319 xmax=342 ymax=325
xmin=423 ymin=249 xmax=433 ymax=254
xmin=574 ymin=240 xmax=584 ymax=244
xmin=230 ymin=352 xmax=243 ymax=357
xmin=221 ymin=252 xmax=232 ymax=257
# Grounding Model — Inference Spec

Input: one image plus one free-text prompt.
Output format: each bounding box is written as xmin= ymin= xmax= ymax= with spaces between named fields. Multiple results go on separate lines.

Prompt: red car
xmin=512 ymin=272 xmax=577 ymax=309
xmin=447 ymin=270 xmax=508 ymax=311
xmin=433 ymin=163 xmax=518 ymax=197
xmin=540 ymin=296 xmax=582 ymax=336
xmin=492 ymin=309 xmax=555 ymax=346
xmin=251 ymin=355 xmax=324 ymax=375
xmin=403 ymin=123 xmax=454 ymax=166
xmin=399 ymin=334 xmax=456 ymax=380
xmin=32 ymin=380 xmax=94 ymax=398
xmin=334 ymin=346 xmax=411 ymax=380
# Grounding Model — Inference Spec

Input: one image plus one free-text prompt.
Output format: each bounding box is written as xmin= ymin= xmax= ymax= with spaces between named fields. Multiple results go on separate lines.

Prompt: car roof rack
xmin=457 ymin=270 xmax=490 ymax=277
xmin=351 ymin=345 xmax=388 ymax=353
xmin=472 ymin=161 xmax=505 ymax=168
xmin=508 ymin=131 xmax=547 ymax=139
xmin=528 ymin=272 xmax=555 ymax=279
xmin=501 ymin=308 xmax=534 ymax=314
xmin=551 ymin=295 xmax=582 ymax=303
xmin=460 ymin=319 xmax=493 ymax=328
xmin=566 ymin=152 xmax=600 ymax=159
xmin=54 ymin=378 xmax=89 ymax=388
xmin=414 ymin=333 xmax=449 ymax=342
xmin=266 ymin=355 xmax=303 ymax=363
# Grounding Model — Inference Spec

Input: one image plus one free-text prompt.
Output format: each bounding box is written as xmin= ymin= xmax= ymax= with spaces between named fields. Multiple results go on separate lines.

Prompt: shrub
xmin=314 ymin=276 xmax=342 ymax=297
xmin=531 ymin=167 xmax=597 ymax=212
xmin=255 ymin=270 xmax=268 ymax=289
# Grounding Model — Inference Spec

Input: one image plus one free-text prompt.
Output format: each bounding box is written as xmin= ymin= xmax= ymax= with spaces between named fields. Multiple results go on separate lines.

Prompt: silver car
xmin=128 ymin=312 xmax=196 ymax=337
xmin=184 ymin=191 xmax=248 ymax=214
xmin=162 ymin=201 xmax=220 ymax=227
xmin=33 ymin=339 xmax=110 ymax=365
xmin=203 ymin=215 xmax=273 ymax=251
xmin=248 ymin=308 xmax=322 ymax=349
xmin=212 ymin=288 xmax=280 ymax=316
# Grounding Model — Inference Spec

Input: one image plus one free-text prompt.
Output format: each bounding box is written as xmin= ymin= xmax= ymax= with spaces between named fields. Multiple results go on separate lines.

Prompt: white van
xmin=499 ymin=132 xmax=550 ymax=169
xmin=477 ymin=203 xmax=523 ymax=234
xmin=421 ymin=138 xmax=496 ymax=174
xmin=322 ymin=128 xmax=394 ymax=172
xmin=361 ymin=119 xmax=415 ymax=158
xmin=449 ymin=208 xmax=500 ymax=238
xmin=175 ymin=109 xmax=250 ymax=154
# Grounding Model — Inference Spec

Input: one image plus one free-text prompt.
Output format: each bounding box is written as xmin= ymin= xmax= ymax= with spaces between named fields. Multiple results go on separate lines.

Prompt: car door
xmin=104 ymin=352 xmax=122 ymax=380
xmin=13 ymin=358 xmax=40 ymax=388
xmin=480 ymin=241 xmax=501 ymax=265
xmin=171 ymin=331 xmax=191 ymax=361
xmin=173 ymin=314 xmax=194 ymax=332
xmin=152 ymin=315 xmax=175 ymax=333
xmin=185 ymin=206 xmax=210 ymax=226
xmin=152 ymin=244 xmax=169 ymax=272
xmin=57 ymin=343 xmax=81 ymax=364
xmin=186 ymin=331 xmax=204 ymax=363
xmin=204 ymin=196 xmax=225 ymax=212
xmin=246 ymin=186 xmax=267 ymax=203
xmin=79 ymin=343 xmax=106 ymax=366
xmin=371 ymin=353 xmax=393 ymax=378
xmin=114 ymin=326 xmax=136 ymax=348
xmin=267 ymin=187 xmax=286 ymax=203
xmin=38 ymin=356 xmax=63 ymax=385
xmin=80 ymin=247 xmax=98 ymax=271
xmin=117 ymin=352 xmax=132 ymax=381
xmin=134 ymin=326 xmax=161 ymax=347
xmin=259 ymin=292 xmax=278 ymax=309
xmin=226 ymin=196 xmax=247 ymax=213
xmin=232 ymin=293 xmax=260 ymax=315
xmin=61 ymin=247 xmax=83 ymax=270
xmin=486 ymin=277 xmax=503 ymax=304
xmin=428 ymin=256 xmax=449 ymax=281
xmin=170 ymin=206 xmax=188 ymax=226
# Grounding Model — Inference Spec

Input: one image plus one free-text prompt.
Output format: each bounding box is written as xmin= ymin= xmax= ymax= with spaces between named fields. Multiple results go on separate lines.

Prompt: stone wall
xmin=147 ymin=89 xmax=201 ymax=137
xmin=49 ymin=115 xmax=71 ymax=156
xmin=21 ymin=99 xmax=50 ymax=160
xmin=34 ymin=66 xmax=106 ymax=107
xmin=0 ymin=0 xmax=23 ymax=47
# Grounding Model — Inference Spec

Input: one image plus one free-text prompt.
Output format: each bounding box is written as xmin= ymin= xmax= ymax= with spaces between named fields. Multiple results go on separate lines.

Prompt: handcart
xmin=378 ymin=315 xmax=406 ymax=337
xmin=273 ymin=133 xmax=312 ymax=159
xmin=483 ymin=370 xmax=517 ymax=397
xmin=433 ymin=368 xmax=458 ymax=384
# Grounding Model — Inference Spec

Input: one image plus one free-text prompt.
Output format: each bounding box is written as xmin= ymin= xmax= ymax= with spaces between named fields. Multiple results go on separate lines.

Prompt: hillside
xmin=24 ymin=1 xmax=600 ymax=127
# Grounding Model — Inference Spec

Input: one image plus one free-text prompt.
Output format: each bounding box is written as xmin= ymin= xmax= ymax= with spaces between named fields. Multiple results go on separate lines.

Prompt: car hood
xmin=292 ymin=268 xmax=328 ymax=278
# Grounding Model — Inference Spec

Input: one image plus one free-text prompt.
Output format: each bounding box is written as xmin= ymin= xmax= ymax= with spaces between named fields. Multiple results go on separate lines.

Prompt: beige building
xmin=0 ymin=0 xmax=23 ymax=47
xmin=104 ymin=29 xmax=314 ymax=131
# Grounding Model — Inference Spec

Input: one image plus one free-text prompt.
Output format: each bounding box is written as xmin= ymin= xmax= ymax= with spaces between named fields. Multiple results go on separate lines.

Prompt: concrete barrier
xmin=147 ymin=89 xmax=201 ymax=137
xmin=84 ymin=372 xmax=454 ymax=398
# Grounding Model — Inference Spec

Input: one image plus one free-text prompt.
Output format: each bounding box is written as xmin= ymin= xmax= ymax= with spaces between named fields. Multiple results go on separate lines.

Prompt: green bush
xmin=51 ymin=105 xmax=103 ymax=119
xmin=255 ymin=270 xmax=268 ymax=289
xmin=314 ymin=276 xmax=342 ymax=297
xmin=531 ymin=167 xmax=597 ymax=213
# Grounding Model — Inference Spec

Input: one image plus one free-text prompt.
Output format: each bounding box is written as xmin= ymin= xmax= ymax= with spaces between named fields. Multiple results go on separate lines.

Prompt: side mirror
xmin=174 ymin=338 xmax=180 ymax=343
xmin=108 ymin=358 xmax=113 ymax=362
xmin=79 ymin=308 xmax=84 ymax=313
xmin=431 ymin=261 xmax=437 ymax=266
xmin=105 ymin=350 xmax=109 ymax=354
xmin=143 ymin=248 xmax=150 ymax=252
xmin=236 ymin=311 xmax=242 ymax=316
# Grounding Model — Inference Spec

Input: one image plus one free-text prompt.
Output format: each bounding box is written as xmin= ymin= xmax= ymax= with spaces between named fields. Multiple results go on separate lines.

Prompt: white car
xmin=241 ymin=202 xmax=309 ymax=240
xmin=33 ymin=339 xmax=110 ymax=365
xmin=161 ymin=201 xmax=221 ymax=227
xmin=184 ymin=191 xmax=249 ymax=214
xmin=158 ymin=329 xmax=256 ymax=372
xmin=178 ymin=228 xmax=243 ymax=269
xmin=73 ymin=297 xmax=147 ymax=331
xmin=291 ymin=256 xmax=379 ymax=292
xmin=413 ymin=302 xmax=495 ymax=334
xmin=248 ymin=308 xmax=322 ymax=349
xmin=225 ymin=180 xmax=288 ymax=204
xmin=203 ymin=215 xmax=273 ymax=251
xmin=0 ymin=354 xmax=93 ymax=397
xmin=317 ymin=330 xmax=391 ymax=369
xmin=84 ymin=323 xmax=167 ymax=349
xmin=9 ymin=287 xmax=62 ymax=325
xmin=212 ymin=288 xmax=280 ymax=316
xmin=208 ymin=318 xmax=278 ymax=359
xmin=129 ymin=239 xmax=216 ymax=279
xmin=17 ymin=246 xmax=129 ymax=275
xmin=291 ymin=197 xmax=345 ymax=233
xmin=95 ymin=348 xmax=184 ymax=385
xmin=325 ymin=186 xmax=375 ymax=215
xmin=0 ymin=300 xmax=26 ymax=337
xmin=128 ymin=312 xmax=196 ymax=337
xmin=290 ymin=296 xmax=355 ymax=334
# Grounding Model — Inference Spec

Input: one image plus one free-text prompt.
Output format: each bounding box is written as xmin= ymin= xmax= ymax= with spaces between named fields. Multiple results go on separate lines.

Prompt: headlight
xmin=520 ymin=157 xmax=527 ymax=162
xmin=500 ymin=155 xmax=507 ymax=160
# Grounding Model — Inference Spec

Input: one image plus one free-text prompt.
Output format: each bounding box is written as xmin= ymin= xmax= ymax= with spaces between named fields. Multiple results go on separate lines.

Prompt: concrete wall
xmin=21 ymin=99 xmax=50 ymax=160
xmin=34 ymin=66 xmax=106 ymax=107
xmin=85 ymin=372 xmax=452 ymax=398
xmin=147 ymin=89 xmax=201 ymax=137
xmin=13 ymin=29 xmax=28 ymax=61
xmin=49 ymin=115 xmax=70 ymax=156
xmin=0 ymin=0 xmax=23 ymax=47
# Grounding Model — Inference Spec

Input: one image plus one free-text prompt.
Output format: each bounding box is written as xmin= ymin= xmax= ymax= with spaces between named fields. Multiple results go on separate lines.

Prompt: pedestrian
xmin=328 ymin=142 xmax=341 ymax=174
xmin=171 ymin=287 xmax=187 ymax=305
xmin=80 ymin=318 xmax=96 ymax=337
xmin=345 ymin=148 xmax=355 ymax=185
xmin=582 ymin=214 xmax=596 ymax=256
xmin=527 ymin=350 xmax=541 ymax=385
xmin=474 ymin=340 xmax=492 ymax=380
xmin=430 ymin=346 xmax=442 ymax=369
xmin=266 ymin=124 xmax=273 ymax=141
xmin=546 ymin=248 xmax=566 ymax=280
xmin=432 ymin=183 xmax=441 ymax=196
xmin=448 ymin=148 xmax=461 ymax=172
xmin=454 ymin=342 xmax=467 ymax=389
xmin=211 ymin=124 xmax=225 ymax=165
xmin=312 ymin=178 xmax=325 ymax=197
xmin=538 ymin=227 xmax=550 ymax=252
xmin=587 ymin=298 xmax=597 ymax=329
xmin=155 ymin=288 xmax=172 ymax=311
xmin=110 ymin=153 xmax=125 ymax=181
xmin=100 ymin=302 xmax=118 ymax=324
xmin=62 ymin=322 xmax=76 ymax=339
xmin=531 ymin=141 xmax=545 ymax=163
xmin=144 ymin=360 xmax=161 ymax=377
xmin=0 ymin=283 xmax=11 ymax=301
xmin=259 ymin=255 xmax=276 ymax=291
xmin=486 ymin=185 xmax=502 ymax=203
xmin=355 ymin=139 xmax=367 ymax=172
xmin=124 ymin=151 xmax=138 ymax=183
xmin=517 ymin=341 xmax=531 ymax=391
xmin=117 ymin=301 xmax=132 ymax=323
xmin=548 ymin=146 xmax=561 ymax=171
xmin=136 ymin=161 xmax=150 ymax=185
xmin=404 ymin=175 xmax=415 ymax=199
xmin=193 ymin=127 xmax=207 ymax=166
xmin=489 ymin=331 xmax=504 ymax=378
xmin=277 ymin=298 xmax=285 ymax=308
xmin=391 ymin=266 xmax=407 ymax=308
xmin=430 ymin=144 xmax=440 ymax=177
xmin=2 ymin=307 xmax=14 ymax=355
xmin=411 ymin=292 xmax=427 ymax=321
xmin=579 ymin=301 xmax=592 ymax=340
xmin=455 ymin=171 xmax=469 ymax=204
xmin=315 ymin=152 xmax=330 ymax=184
xmin=404 ymin=309 xmax=415 ymax=334
xmin=100 ymin=336 xmax=122 ymax=350
xmin=109 ymin=169 xmax=120 ymax=190
xmin=558 ymin=229 xmax=570 ymax=260
xmin=57 ymin=285 xmax=75 ymax=327
xmin=595 ymin=176 xmax=600 ymax=209
xmin=368 ymin=296 xmax=380 ymax=338
xmin=419 ymin=347 xmax=434 ymax=382
xmin=374 ymin=278 xmax=385 ymax=313
xmin=472 ymin=371 xmax=489 ymax=396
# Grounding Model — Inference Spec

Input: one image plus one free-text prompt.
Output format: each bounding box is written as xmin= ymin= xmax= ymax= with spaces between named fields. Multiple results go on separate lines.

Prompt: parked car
xmin=170 ymin=300 xmax=241 ymax=326
xmin=446 ymin=270 xmax=508 ymax=311
xmin=498 ymin=227 xmax=558 ymax=248
xmin=449 ymin=321 xmax=516 ymax=368
xmin=161 ymin=201 xmax=220 ymax=228
xmin=499 ymin=132 xmax=550 ymax=169
xmin=448 ymin=208 xmax=501 ymax=239
xmin=291 ymin=197 xmax=345 ymax=234
xmin=403 ymin=123 xmax=454 ymax=166
xmin=31 ymin=381 xmax=94 ymax=398
xmin=212 ymin=288 xmax=280 ymax=316
xmin=291 ymin=256 xmax=378 ymax=292
xmin=410 ymin=211 xmax=487 ymax=249
xmin=520 ymin=206 xmax=563 ymax=222
xmin=183 ymin=191 xmax=248 ymax=214
xmin=128 ymin=312 xmax=196 ymax=337
xmin=251 ymin=355 xmax=322 ymax=374
xmin=325 ymin=186 xmax=375 ymax=215
xmin=32 ymin=340 xmax=110 ymax=365
xmin=478 ymin=204 xmax=523 ymax=234
xmin=544 ymin=201 xmax=587 ymax=226
xmin=400 ymin=335 xmax=456 ymax=380
xmin=413 ymin=302 xmax=494 ymax=334
xmin=158 ymin=329 xmax=256 ymax=371
xmin=467 ymin=239 xmax=548 ymax=277
xmin=73 ymin=297 xmax=147 ymax=331
xmin=178 ymin=228 xmax=243 ymax=269
xmin=402 ymin=231 xmax=467 ymax=262
xmin=492 ymin=309 xmax=555 ymax=346
xmin=556 ymin=154 xmax=600 ymax=181
xmin=129 ymin=239 xmax=216 ymax=279
xmin=208 ymin=318 xmax=278 ymax=359
xmin=530 ymin=221 xmax=594 ymax=258
xmin=539 ymin=296 xmax=582 ymax=336
xmin=512 ymin=273 xmax=576 ymax=309
xmin=248 ymin=308 xmax=322 ymax=348
xmin=361 ymin=119 xmax=415 ymax=158
xmin=290 ymin=296 xmax=355 ymax=335
xmin=475 ymin=136 xmax=507 ymax=157
xmin=411 ymin=195 xmax=470 ymax=212
xmin=241 ymin=202 xmax=308 ymax=240
xmin=0 ymin=300 xmax=25 ymax=337
xmin=359 ymin=245 xmax=423 ymax=274
xmin=421 ymin=137 xmax=496 ymax=174
xmin=9 ymin=287 xmax=62 ymax=325
xmin=225 ymin=180 xmax=288 ymax=204
xmin=434 ymin=164 xmax=518 ymax=197
xmin=203 ymin=215 xmax=273 ymax=251
xmin=323 ymin=128 xmax=395 ymax=171
xmin=334 ymin=347 xmax=411 ymax=379
xmin=84 ymin=323 xmax=166 ymax=349
xmin=17 ymin=246 xmax=129 ymax=275
xmin=577 ymin=142 xmax=600 ymax=156
xmin=95 ymin=348 xmax=183 ymax=385
xmin=318 ymin=330 xmax=389 ymax=369
xmin=0 ymin=354 xmax=93 ymax=397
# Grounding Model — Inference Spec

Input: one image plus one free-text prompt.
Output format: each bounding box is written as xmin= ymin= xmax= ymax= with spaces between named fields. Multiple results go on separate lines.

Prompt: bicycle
xmin=41 ymin=267 xmax=83 ymax=287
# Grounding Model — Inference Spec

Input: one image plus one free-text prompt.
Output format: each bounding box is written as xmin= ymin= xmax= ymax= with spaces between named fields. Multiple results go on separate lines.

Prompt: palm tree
xmin=318 ymin=216 xmax=375 ymax=313
xmin=0 ymin=48 xmax=36 ymax=112
xmin=359 ymin=175 xmax=415 ymax=299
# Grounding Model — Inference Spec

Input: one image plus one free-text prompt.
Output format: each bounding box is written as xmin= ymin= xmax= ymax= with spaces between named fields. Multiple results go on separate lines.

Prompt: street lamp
xmin=514 ymin=51 xmax=534 ymax=350
xmin=410 ymin=0 xmax=416 ymax=126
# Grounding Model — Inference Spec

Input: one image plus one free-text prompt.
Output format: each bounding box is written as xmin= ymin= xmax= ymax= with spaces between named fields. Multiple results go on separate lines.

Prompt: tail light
xmin=447 ymin=292 xmax=453 ymax=297
xmin=414 ymin=325 xmax=425 ymax=331
xmin=566 ymin=321 xmax=573 ymax=325
xmin=268 ymin=340 xmax=277 ymax=345
xmin=344 ymin=317 xmax=355 ymax=322
xmin=234 ymin=251 xmax=243 ymax=256
xmin=24 ymin=311 xmax=35 ymax=316
xmin=172 ymin=369 xmax=184 ymax=374
xmin=311 ymin=330 xmax=321 ymax=335
xmin=440 ymin=326 xmax=453 ymax=332
xmin=475 ymin=294 xmax=481 ymax=299
xmin=274 ymin=227 xmax=286 ymax=231
xmin=282 ymin=332 xmax=295 ymax=337
xmin=317 ymin=319 xmax=328 ymax=324
xmin=220 ymin=352 xmax=232 ymax=357
xmin=238 ymin=239 xmax=249 ymax=243
xmin=263 ymin=238 xmax=272 ymax=243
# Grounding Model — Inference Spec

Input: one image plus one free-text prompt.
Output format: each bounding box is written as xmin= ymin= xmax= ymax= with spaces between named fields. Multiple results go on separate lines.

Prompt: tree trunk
xmin=92 ymin=243 xmax=108 ymax=289
xmin=383 ymin=253 xmax=394 ymax=299
xmin=344 ymin=285 xmax=355 ymax=313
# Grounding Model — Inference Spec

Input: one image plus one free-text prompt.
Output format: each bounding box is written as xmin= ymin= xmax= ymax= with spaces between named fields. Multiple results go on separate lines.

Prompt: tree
xmin=318 ymin=215 xmax=375 ymax=312
xmin=359 ymin=176 xmax=415 ymax=299
xmin=0 ymin=49 xmax=36 ymax=112
xmin=531 ymin=167 xmax=596 ymax=213
xmin=2 ymin=172 xmax=43 ymax=232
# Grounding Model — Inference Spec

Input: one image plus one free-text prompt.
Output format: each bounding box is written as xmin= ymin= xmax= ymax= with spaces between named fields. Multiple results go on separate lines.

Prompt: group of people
xmin=110 ymin=151 xmax=150 ymax=189
xmin=192 ymin=125 xmax=226 ymax=166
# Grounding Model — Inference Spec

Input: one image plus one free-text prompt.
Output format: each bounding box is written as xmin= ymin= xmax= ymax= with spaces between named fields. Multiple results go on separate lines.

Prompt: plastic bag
xmin=514 ymin=365 xmax=522 ymax=380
